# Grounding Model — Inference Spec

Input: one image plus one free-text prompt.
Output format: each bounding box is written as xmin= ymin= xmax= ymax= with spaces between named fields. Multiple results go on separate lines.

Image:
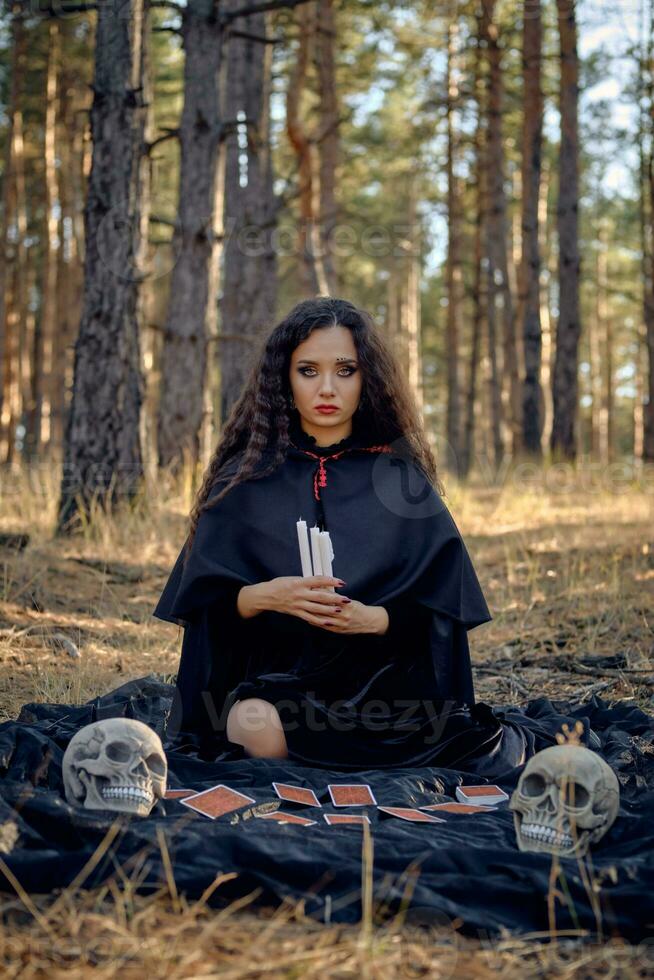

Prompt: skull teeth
xmin=100 ymin=786 xmax=154 ymax=804
xmin=520 ymin=822 xmax=574 ymax=848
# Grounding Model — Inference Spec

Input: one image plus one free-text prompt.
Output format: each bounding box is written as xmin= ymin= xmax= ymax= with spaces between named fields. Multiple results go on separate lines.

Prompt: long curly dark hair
xmin=184 ymin=297 xmax=443 ymax=560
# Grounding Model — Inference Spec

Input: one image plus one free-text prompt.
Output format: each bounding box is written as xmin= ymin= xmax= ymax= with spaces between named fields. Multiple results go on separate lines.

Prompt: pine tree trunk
xmin=634 ymin=306 xmax=646 ymax=460
xmin=539 ymin=154 xmax=555 ymax=450
xmin=220 ymin=4 xmax=278 ymax=427
xmin=57 ymin=0 xmax=149 ymax=530
xmin=0 ymin=12 xmax=17 ymax=446
xmin=445 ymin=20 xmax=462 ymax=461
xmin=588 ymin=252 xmax=601 ymax=455
xmin=519 ymin=0 xmax=544 ymax=455
xmin=156 ymin=0 xmax=226 ymax=472
xmin=462 ymin=31 xmax=486 ymax=479
xmin=387 ymin=264 xmax=408 ymax=372
xmin=26 ymin=21 xmax=60 ymax=459
xmin=551 ymin=0 xmax=582 ymax=458
xmin=643 ymin=0 xmax=654 ymax=460
xmin=595 ymin=220 xmax=613 ymax=461
xmin=386 ymin=180 xmax=422 ymax=411
xmin=286 ymin=1 xmax=327 ymax=296
xmin=52 ymin=47 xmax=86 ymax=454
xmin=314 ymin=0 xmax=340 ymax=294
xmin=387 ymin=266 xmax=400 ymax=344
xmin=478 ymin=3 xmax=503 ymax=468
xmin=0 ymin=7 xmax=28 ymax=465
xmin=406 ymin=182 xmax=423 ymax=416
xmin=480 ymin=0 xmax=521 ymax=457
xmin=135 ymin=0 xmax=155 ymax=473
xmin=645 ymin=246 xmax=654 ymax=460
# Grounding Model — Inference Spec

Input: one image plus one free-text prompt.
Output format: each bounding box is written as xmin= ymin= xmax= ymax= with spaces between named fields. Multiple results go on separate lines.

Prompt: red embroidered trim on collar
xmin=289 ymin=442 xmax=393 ymax=500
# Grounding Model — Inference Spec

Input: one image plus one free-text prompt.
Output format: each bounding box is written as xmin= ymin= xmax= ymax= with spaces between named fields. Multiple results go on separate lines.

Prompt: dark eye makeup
xmin=297 ymin=366 xmax=357 ymax=377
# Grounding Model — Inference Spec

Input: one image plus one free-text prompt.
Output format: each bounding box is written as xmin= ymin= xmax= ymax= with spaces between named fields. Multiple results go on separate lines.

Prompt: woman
xmin=153 ymin=297 xmax=529 ymax=774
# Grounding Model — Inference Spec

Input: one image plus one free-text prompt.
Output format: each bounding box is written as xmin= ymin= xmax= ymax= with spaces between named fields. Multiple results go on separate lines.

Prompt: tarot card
xmin=256 ymin=811 xmax=317 ymax=826
xmin=164 ymin=789 xmax=196 ymax=800
xmin=455 ymin=784 xmax=508 ymax=807
xmin=324 ymin=813 xmax=371 ymax=825
xmin=180 ymin=784 xmax=257 ymax=819
xmin=327 ymin=784 xmax=377 ymax=807
xmin=272 ymin=782 xmax=321 ymax=807
xmin=420 ymin=802 xmax=497 ymax=814
xmin=377 ymin=806 xmax=445 ymax=823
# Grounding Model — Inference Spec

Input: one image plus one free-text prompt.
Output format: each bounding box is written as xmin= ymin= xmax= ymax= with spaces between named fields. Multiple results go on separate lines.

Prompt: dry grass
xmin=1 ymin=883 xmax=652 ymax=978
xmin=0 ymin=456 xmax=652 ymax=976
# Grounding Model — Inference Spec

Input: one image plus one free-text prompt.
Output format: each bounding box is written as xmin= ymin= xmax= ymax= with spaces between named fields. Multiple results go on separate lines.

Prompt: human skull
xmin=510 ymin=744 xmax=619 ymax=857
xmin=62 ymin=719 xmax=167 ymax=816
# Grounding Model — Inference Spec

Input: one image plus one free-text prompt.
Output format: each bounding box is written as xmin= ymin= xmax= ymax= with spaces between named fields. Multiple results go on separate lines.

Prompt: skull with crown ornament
xmin=509 ymin=743 xmax=619 ymax=857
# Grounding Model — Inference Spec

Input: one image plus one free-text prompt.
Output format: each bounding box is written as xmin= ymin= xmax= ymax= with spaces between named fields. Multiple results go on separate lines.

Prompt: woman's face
xmin=289 ymin=326 xmax=363 ymax=443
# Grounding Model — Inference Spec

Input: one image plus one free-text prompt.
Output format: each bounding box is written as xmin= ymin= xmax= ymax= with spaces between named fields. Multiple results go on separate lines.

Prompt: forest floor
xmin=0 ymin=459 xmax=652 ymax=977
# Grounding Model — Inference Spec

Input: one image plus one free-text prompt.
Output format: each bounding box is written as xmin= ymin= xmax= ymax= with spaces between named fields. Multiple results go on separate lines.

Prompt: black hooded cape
xmin=153 ymin=415 xmax=534 ymax=774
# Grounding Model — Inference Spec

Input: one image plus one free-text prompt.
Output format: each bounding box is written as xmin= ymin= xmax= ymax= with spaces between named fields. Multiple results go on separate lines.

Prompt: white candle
xmin=318 ymin=531 xmax=334 ymax=581
xmin=309 ymin=525 xmax=323 ymax=576
xmin=296 ymin=519 xmax=313 ymax=576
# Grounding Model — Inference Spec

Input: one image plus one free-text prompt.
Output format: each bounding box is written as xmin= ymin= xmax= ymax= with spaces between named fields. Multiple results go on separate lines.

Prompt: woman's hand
xmin=238 ymin=576 xmax=389 ymax=635
xmin=319 ymin=600 xmax=389 ymax=635
xmin=244 ymin=575 xmax=351 ymax=628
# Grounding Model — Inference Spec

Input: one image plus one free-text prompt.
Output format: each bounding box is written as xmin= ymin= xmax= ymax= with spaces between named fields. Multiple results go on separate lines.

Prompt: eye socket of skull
xmin=105 ymin=741 xmax=134 ymax=763
xmin=561 ymin=778 xmax=590 ymax=810
xmin=521 ymin=772 xmax=547 ymax=797
xmin=145 ymin=752 xmax=166 ymax=777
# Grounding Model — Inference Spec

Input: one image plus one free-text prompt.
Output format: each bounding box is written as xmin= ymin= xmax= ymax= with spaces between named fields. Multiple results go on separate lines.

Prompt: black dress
xmin=153 ymin=414 xmax=530 ymax=774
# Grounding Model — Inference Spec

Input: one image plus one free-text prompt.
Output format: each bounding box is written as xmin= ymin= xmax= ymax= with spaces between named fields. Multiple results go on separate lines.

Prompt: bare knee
xmin=226 ymin=697 xmax=288 ymax=759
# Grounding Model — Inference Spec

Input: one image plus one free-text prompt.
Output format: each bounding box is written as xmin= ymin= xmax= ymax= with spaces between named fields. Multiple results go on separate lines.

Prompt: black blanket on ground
xmin=0 ymin=676 xmax=652 ymax=941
